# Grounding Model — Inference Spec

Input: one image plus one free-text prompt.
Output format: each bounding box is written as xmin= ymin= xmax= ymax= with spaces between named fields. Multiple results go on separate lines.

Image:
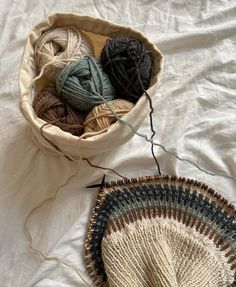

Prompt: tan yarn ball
xmin=35 ymin=27 xmax=94 ymax=82
xmin=84 ymin=99 xmax=134 ymax=133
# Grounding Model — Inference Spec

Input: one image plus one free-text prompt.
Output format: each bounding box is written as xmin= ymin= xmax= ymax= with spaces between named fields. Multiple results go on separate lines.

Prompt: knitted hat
xmin=84 ymin=175 xmax=236 ymax=287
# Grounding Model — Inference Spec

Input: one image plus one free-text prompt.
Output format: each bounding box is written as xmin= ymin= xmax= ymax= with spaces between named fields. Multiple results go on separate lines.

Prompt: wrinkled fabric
xmin=0 ymin=1 xmax=235 ymax=286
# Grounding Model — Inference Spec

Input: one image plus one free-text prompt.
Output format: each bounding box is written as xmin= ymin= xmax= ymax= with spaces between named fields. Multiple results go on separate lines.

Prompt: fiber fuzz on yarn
xmin=33 ymin=86 xmax=85 ymax=136
xmin=101 ymin=37 xmax=153 ymax=103
xmin=56 ymin=56 xmax=116 ymax=112
xmin=35 ymin=27 xmax=93 ymax=82
xmin=84 ymin=99 xmax=134 ymax=134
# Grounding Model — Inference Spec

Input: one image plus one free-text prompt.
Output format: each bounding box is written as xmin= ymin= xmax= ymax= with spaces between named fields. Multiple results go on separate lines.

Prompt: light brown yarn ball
xmin=33 ymin=86 xmax=86 ymax=136
xmin=35 ymin=27 xmax=94 ymax=82
xmin=84 ymin=99 xmax=134 ymax=133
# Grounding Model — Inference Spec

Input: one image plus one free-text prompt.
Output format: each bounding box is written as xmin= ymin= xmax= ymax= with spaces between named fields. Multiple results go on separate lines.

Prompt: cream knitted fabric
xmin=84 ymin=175 xmax=236 ymax=287
xmin=102 ymin=218 xmax=234 ymax=287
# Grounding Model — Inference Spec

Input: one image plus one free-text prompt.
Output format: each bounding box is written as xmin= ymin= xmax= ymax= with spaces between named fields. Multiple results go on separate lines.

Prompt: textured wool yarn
xmin=35 ymin=27 xmax=93 ymax=82
xmin=56 ymin=56 xmax=116 ymax=112
xmin=84 ymin=99 xmax=134 ymax=134
xmin=101 ymin=37 xmax=153 ymax=103
xmin=33 ymin=86 xmax=85 ymax=136
xmin=85 ymin=175 xmax=236 ymax=287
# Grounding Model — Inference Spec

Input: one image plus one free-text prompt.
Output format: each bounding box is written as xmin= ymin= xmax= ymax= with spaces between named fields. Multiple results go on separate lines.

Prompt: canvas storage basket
xmin=19 ymin=13 xmax=163 ymax=159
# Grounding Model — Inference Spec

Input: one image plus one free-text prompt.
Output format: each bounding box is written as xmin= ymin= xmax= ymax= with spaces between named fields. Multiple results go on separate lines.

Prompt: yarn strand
xmin=102 ymin=38 xmax=162 ymax=175
xmin=136 ymin=67 xmax=162 ymax=175
xmin=100 ymin=37 xmax=235 ymax=182
xmin=146 ymin=93 xmax=162 ymax=176
xmin=25 ymin=37 xmax=236 ymax=183
xmin=40 ymin=123 xmax=74 ymax=161
xmin=24 ymin=167 xmax=91 ymax=287
xmin=36 ymin=88 xmax=236 ymax=183
xmin=90 ymin=93 xmax=236 ymax=183
xmin=127 ymin=45 xmax=162 ymax=175
xmin=82 ymin=158 xmax=128 ymax=180
xmin=39 ymin=122 xmax=127 ymax=180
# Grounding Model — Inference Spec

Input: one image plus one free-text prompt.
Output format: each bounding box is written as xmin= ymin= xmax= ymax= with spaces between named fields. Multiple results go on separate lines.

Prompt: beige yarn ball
xmin=84 ymin=99 xmax=134 ymax=134
xmin=35 ymin=27 xmax=94 ymax=82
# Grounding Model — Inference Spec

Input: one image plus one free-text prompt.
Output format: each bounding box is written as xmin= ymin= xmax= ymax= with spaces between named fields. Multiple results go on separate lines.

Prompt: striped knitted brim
xmin=84 ymin=175 xmax=236 ymax=287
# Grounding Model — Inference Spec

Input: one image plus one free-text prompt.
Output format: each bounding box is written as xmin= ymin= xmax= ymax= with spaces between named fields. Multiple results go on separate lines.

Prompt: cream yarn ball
xmin=35 ymin=26 xmax=94 ymax=82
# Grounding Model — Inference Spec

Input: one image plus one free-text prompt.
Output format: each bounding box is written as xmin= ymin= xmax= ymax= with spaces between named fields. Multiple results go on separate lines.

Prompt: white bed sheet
xmin=0 ymin=0 xmax=235 ymax=286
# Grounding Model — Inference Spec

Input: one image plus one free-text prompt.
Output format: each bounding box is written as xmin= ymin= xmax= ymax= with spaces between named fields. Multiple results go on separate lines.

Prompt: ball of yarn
xmin=84 ymin=99 xmax=134 ymax=133
xmin=33 ymin=86 xmax=85 ymax=136
xmin=101 ymin=37 xmax=153 ymax=103
xmin=35 ymin=27 xmax=93 ymax=82
xmin=56 ymin=56 xmax=116 ymax=112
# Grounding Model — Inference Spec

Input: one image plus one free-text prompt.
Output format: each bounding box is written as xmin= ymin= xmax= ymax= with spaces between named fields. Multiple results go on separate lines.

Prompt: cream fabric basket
xmin=19 ymin=13 xmax=163 ymax=159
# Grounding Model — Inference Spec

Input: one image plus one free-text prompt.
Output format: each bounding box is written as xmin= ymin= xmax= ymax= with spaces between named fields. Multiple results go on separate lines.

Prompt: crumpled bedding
xmin=0 ymin=1 xmax=235 ymax=286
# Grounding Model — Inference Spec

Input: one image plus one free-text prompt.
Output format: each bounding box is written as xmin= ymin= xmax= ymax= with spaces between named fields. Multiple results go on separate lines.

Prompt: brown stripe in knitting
xmin=101 ymin=175 xmax=236 ymax=219
xmin=216 ymin=237 xmax=224 ymax=248
xmin=228 ymin=255 xmax=236 ymax=264
xmin=110 ymin=220 xmax=117 ymax=233
xmin=195 ymin=219 xmax=202 ymax=232
xmin=173 ymin=207 xmax=177 ymax=221
xmin=204 ymin=225 xmax=213 ymax=237
xmin=189 ymin=214 xmax=197 ymax=229
xmin=137 ymin=206 xmax=142 ymax=221
xmin=144 ymin=206 xmax=149 ymax=219
xmin=156 ymin=205 xmax=161 ymax=218
xmin=168 ymin=205 xmax=172 ymax=219
xmin=128 ymin=210 xmax=135 ymax=223
xmin=163 ymin=204 xmax=167 ymax=219
xmin=221 ymin=243 xmax=231 ymax=252
xmin=108 ymin=208 xmax=189 ymax=232
xmin=123 ymin=212 xmax=130 ymax=225
xmin=152 ymin=204 xmax=157 ymax=218
xmin=231 ymin=263 xmax=236 ymax=271
xmin=185 ymin=213 xmax=193 ymax=227
xmin=182 ymin=210 xmax=188 ymax=225
xmin=199 ymin=221 xmax=207 ymax=235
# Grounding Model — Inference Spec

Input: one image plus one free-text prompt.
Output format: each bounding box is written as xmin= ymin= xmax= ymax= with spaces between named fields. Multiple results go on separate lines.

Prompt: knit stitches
xmin=84 ymin=175 xmax=236 ymax=287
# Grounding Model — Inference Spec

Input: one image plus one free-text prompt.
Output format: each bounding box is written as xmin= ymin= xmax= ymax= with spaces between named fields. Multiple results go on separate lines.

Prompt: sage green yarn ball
xmin=56 ymin=56 xmax=116 ymax=112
